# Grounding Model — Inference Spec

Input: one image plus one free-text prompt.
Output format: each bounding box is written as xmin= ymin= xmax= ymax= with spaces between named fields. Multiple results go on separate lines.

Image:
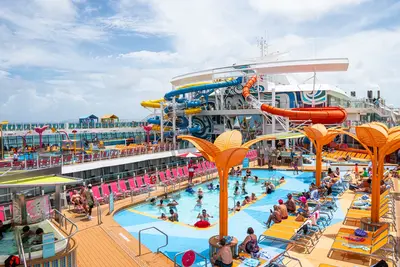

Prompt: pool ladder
xmin=138 ymin=227 xmax=168 ymax=256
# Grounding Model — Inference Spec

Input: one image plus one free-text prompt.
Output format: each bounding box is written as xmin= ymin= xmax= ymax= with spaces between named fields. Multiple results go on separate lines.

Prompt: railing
xmin=96 ymin=202 xmax=102 ymax=225
xmin=268 ymin=251 xmax=303 ymax=267
xmin=26 ymin=209 xmax=78 ymax=260
xmin=138 ymin=227 xmax=168 ymax=256
xmin=173 ymin=250 xmax=208 ymax=267
xmin=15 ymin=230 xmax=28 ymax=267
xmin=0 ymin=142 xmax=192 ymax=170
xmin=1 ymin=121 xmax=148 ymax=131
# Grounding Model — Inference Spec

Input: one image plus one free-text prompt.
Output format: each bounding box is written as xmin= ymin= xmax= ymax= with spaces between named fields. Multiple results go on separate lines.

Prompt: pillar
xmin=315 ymin=143 xmax=322 ymax=186
xmin=371 ymin=148 xmax=380 ymax=223
xmin=218 ymin=169 xmax=229 ymax=237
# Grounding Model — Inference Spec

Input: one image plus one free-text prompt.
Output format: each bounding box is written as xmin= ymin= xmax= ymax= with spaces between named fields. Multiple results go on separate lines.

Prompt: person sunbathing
xmin=285 ymin=194 xmax=296 ymax=213
xmin=264 ymin=205 xmax=282 ymax=228
xmin=242 ymin=196 xmax=251 ymax=206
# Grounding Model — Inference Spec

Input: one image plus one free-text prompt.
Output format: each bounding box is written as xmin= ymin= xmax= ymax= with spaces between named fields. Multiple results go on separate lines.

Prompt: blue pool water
xmin=114 ymin=170 xmax=343 ymax=266
xmin=133 ymin=170 xmax=306 ymax=225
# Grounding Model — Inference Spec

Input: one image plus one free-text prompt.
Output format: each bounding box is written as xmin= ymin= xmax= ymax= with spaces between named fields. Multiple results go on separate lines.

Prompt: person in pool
xmin=234 ymin=187 xmax=240 ymax=196
xmin=231 ymin=201 xmax=241 ymax=212
xmin=149 ymin=197 xmax=157 ymax=205
xmin=198 ymin=209 xmax=213 ymax=221
xmin=197 ymin=188 xmax=204 ymax=196
xmin=242 ymin=196 xmax=251 ymax=206
xmin=157 ymin=199 xmax=165 ymax=207
xmin=279 ymin=176 xmax=285 ymax=184
xmin=235 ymin=181 xmax=240 ymax=187
xmin=186 ymin=185 xmax=195 ymax=194
xmin=254 ymin=176 xmax=259 ymax=183
xmin=215 ymin=184 xmax=220 ymax=190
xmin=158 ymin=213 xmax=167 ymax=221
xmin=167 ymin=199 xmax=179 ymax=207
xmin=235 ymin=166 xmax=241 ymax=176
xmin=168 ymin=209 xmax=179 ymax=222
xmin=21 ymin=225 xmax=34 ymax=243
xmin=251 ymin=193 xmax=257 ymax=201
xmin=241 ymin=187 xmax=248 ymax=195
xmin=196 ymin=195 xmax=203 ymax=206
xmin=207 ymin=182 xmax=214 ymax=190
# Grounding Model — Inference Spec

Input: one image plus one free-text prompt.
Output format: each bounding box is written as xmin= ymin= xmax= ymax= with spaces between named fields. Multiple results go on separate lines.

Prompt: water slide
xmin=140 ymin=99 xmax=165 ymax=109
xmin=242 ymin=76 xmax=347 ymax=124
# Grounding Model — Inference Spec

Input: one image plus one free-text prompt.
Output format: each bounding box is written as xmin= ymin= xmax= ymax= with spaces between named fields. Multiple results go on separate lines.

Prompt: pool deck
xmin=64 ymin=166 xmax=400 ymax=267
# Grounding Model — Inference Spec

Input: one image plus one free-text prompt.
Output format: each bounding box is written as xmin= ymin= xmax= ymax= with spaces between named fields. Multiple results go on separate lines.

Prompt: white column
xmin=172 ymin=97 xmax=176 ymax=148
xmin=271 ymin=87 xmax=276 ymax=148
xmin=160 ymin=102 xmax=164 ymax=142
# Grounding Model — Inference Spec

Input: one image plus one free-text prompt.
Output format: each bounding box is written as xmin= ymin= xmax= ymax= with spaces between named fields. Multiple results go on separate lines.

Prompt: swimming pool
xmin=132 ymin=170 xmax=293 ymax=226
xmin=114 ymin=169 xmax=344 ymax=266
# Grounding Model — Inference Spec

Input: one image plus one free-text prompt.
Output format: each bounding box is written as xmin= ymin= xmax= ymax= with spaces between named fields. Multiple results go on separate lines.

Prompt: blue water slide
xmin=164 ymin=77 xmax=242 ymax=101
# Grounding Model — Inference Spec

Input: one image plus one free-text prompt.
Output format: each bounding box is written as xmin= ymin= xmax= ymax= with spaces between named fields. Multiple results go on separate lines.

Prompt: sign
xmin=242 ymin=157 xmax=250 ymax=168
xmin=42 ymin=233 xmax=55 ymax=258
xmin=109 ymin=192 xmax=114 ymax=213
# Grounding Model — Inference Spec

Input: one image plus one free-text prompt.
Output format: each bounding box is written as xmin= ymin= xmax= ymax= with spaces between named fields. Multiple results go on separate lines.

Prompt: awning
xmin=256 ymin=132 xmax=305 ymax=140
xmin=0 ymin=175 xmax=83 ymax=188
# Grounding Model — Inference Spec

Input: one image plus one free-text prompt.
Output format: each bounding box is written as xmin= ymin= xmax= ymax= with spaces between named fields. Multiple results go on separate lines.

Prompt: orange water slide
xmin=242 ymin=75 xmax=347 ymax=124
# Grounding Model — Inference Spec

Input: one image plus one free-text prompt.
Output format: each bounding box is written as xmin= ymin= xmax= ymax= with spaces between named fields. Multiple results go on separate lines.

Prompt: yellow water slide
xmin=140 ymin=99 xmax=166 ymax=109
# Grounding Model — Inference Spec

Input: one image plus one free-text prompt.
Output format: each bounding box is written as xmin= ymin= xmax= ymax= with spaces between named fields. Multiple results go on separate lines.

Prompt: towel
xmin=341 ymin=242 xmax=370 ymax=251
xmin=243 ymin=258 xmax=260 ymax=267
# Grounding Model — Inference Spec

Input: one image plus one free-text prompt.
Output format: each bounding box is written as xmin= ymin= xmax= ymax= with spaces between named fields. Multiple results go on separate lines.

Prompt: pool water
xmin=115 ymin=170 xmax=343 ymax=267
xmin=0 ymin=231 xmax=18 ymax=256
xmin=133 ymin=170 xmax=314 ymax=226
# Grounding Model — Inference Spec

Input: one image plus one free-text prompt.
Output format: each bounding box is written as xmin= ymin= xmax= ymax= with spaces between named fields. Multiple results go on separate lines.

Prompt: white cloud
xmin=248 ymin=0 xmax=368 ymax=21
xmin=119 ymin=51 xmax=179 ymax=64
xmin=0 ymin=0 xmax=399 ymax=122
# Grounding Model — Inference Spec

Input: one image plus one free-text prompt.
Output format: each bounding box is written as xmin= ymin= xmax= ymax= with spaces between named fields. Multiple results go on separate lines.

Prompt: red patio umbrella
xmin=177 ymin=152 xmax=202 ymax=158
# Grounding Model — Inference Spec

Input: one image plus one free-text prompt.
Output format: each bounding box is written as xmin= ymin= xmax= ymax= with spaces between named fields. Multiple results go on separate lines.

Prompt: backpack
xmin=245 ymin=236 xmax=259 ymax=254
xmin=4 ymin=255 xmax=20 ymax=267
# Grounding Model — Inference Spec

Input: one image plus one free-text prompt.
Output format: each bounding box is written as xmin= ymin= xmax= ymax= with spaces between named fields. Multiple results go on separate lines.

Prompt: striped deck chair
xmin=101 ymin=183 xmax=112 ymax=199
xmin=171 ymin=168 xmax=181 ymax=182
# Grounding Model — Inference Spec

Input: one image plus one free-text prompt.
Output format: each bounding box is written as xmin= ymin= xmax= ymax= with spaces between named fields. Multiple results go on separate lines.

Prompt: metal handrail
xmin=138 ymin=227 xmax=168 ymax=255
xmin=15 ymin=231 xmax=28 ymax=267
xmin=267 ymin=251 xmax=302 ymax=267
xmin=173 ymin=250 xmax=208 ymax=267
xmin=97 ymin=202 xmax=102 ymax=225
xmin=26 ymin=209 xmax=78 ymax=260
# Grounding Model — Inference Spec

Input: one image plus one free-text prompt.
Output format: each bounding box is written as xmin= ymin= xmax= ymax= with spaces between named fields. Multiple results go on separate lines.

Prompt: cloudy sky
xmin=1 ymin=0 xmax=399 ymax=122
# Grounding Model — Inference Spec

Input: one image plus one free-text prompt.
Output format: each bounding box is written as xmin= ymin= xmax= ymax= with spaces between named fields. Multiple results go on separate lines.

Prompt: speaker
xmin=350 ymin=91 xmax=356 ymax=97
xmin=367 ymin=90 xmax=373 ymax=99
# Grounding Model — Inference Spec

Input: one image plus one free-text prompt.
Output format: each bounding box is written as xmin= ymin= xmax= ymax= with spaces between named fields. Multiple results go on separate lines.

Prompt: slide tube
xmin=164 ymin=77 xmax=242 ymax=101
xmin=242 ymin=75 xmax=347 ymax=124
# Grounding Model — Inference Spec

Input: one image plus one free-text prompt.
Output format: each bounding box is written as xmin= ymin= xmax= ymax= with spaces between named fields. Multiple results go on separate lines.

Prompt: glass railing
xmin=0 ymin=142 xmax=193 ymax=170
xmin=1 ymin=121 xmax=148 ymax=131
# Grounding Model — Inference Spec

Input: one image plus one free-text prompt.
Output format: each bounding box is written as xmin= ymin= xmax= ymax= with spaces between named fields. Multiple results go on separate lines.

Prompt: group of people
xmin=211 ymin=227 xmax=260 ymax=267
xmin=70 ymin=184 xmax=96 ymax=220
xmin=264 ymin=194 xmax=298 ymax=227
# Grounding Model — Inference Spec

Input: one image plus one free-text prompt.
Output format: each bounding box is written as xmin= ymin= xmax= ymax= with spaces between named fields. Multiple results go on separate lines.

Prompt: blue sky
xmin=1 ymin=0 xmax=400 ymax=122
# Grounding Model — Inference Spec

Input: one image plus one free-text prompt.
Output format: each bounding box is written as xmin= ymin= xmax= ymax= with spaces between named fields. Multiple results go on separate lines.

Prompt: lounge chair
xmin=118 ymin=179 xmax=132 ymax=196
xmin=177 ymin=167 xmax=187 ymax=181
xmin=258 ymin=219 xmax=316 ymax=253
xmin=143 ymin=174 xmax=156 ymax=190
xmin=127 ymin=178 xmax=141 ymax=195
xmin=165 ymin=169 xmax=178 ymax=184
xmin=92 ymin=185 xmax=106 ymax=204
xmin=109 ymin=182 xmax=124 ymax=199
xmin=327 ymin=225 xmax=397 ymax=265
xmin=335 ymin=223 xmax=391 ymax=247
xmin=159 ymin=171 xmax=172 ymax=186
xmin=135 ymin=176 xmax=148 ymax=192
xmin=101 ymin=183 xmax=112 ymax=199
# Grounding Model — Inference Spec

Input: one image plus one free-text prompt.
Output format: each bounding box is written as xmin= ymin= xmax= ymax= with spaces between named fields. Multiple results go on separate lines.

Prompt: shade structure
xmin=256 ymin=132 xmax=305 ymax=140
xmin=177 ymin=152 xmax=203 ymax=158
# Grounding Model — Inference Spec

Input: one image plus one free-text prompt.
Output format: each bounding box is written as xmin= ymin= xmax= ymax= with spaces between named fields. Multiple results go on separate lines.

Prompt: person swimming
xmin=207 ymin=183 xmax=214 ymax=190
xmin=157 ymin=199 xmax=164 ymax=207
xmin=158 ymin=213 xmax=167 ymax=221
xmin=186 ymin=185 xmax=195 ymax=194
xmin=196 ymin=195 xmax=203 ymax=206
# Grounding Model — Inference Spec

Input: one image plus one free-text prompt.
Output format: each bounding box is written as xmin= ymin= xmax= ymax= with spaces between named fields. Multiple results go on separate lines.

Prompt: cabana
xmin=101 ymin=114 xmax=119 ymax=123
xmin=79 ymin=114 xmax=99 ymax=124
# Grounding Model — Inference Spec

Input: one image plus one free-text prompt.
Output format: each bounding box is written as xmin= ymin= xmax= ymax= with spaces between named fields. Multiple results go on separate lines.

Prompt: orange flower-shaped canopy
xmin=178 ymin=130 xmax=274 ymax=169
